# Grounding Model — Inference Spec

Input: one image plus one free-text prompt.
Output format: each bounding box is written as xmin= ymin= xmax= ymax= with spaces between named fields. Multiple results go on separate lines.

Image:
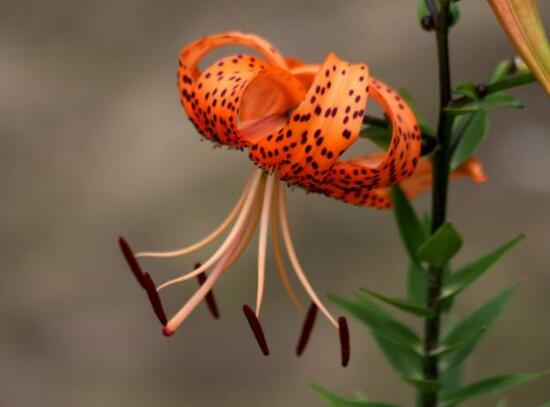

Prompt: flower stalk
xmin=422 ymin=0 xmax=454 ymax=406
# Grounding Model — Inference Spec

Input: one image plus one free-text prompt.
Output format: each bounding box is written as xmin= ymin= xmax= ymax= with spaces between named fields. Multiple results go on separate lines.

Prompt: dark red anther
xmin=195 ymin=262 xmax=220 ymax=319
xmin=338 ymin=317 xmax=350 ymax=367
xmin=296 ymin=302 xmax=318 ymax=356
xmin=119 ymin=236 xmax=145 ymax=288
xmin=242 ymin=305 xmax=269 ymax=356
xmin=141 ymin=272 xmax=168 ymax=326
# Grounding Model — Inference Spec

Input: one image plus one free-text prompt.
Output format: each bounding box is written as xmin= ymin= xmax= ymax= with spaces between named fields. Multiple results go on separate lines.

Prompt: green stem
xmin=422 ymin=1 xmax=454 ymax=407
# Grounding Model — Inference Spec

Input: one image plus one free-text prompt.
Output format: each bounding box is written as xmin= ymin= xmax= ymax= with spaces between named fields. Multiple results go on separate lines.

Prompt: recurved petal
xmin=250 ymin=53 xmax=370 ymax=186
xmin=328 ymin=79 xmax=422 ymax=191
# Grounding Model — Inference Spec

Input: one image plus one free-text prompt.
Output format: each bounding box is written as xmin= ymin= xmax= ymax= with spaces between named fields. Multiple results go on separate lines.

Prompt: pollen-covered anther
xmin=296 ymin=302 xmax=318 ymax=356
xmin=242 ymin=304 xmax=270 ymax=356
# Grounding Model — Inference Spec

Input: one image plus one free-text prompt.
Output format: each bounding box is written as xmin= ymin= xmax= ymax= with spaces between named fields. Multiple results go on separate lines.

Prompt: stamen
xmin=270 ymin=178 xmax=305 ymax=313
xmin=277 ymin=183 xmax=338 ymax=327
xmin=255 ymin=175 xmax=276 ymax=316
xmin=141 ymin=272 xmax=168 ymax=326
xmin=157 ymin=170 xmax=264 ymax=291
xmin=195 ymin=262 xmax=220 ymax=319
xmin=242 ymin=304 xmax=270 ymax=356
xmin=119 ymin=237 xmax=145 ymax=288
xmin=135 ymin=173 xmax=254 ymax=258
xmin=338 ymin=317 xmax=350 ymax=367
xmin=296 ymin=302 xmax=318 ymax=356
xmin=163 ymin=220 xmax=247 ymax=334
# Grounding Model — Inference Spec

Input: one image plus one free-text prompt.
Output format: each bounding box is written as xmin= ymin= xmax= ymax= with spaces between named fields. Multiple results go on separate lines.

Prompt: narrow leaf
xmin=441 ymin=284 xmax=519 ymax=369
xmin=441 ymin=371 xmax=550 ymax=407
xmin=454 ymin=83 xmax=478 ymax=100
xmin=441 ymin=234 xmax=524 ymax=300
xmin=431 ymin=327 xmax=487 ymax=357
xmin=330 ymin=294 xmax=421 ymax=351
xmin=450 ymin=111 xmax=489 ymax=171
xmin=417 ymin=222 xmax=463 ymax=267
xmin=446 ymin=92 xmax=524 ymax=114
xmin=391 ymin=185 xmax=427 ymax=265
xmin=373 ymin=333 xmax=423 ymax=377
xmin=441 ymin=362 xmax=465 ymax=405
xmin=407 ymin=259 xmax=427 ymax=305
xmin=400 ymin=375 xmax=442 ymax=393
xmin=359 ymin=288 xmax=434 ymax=318
xmin=311 ymin=384 xmax=400 ymax=407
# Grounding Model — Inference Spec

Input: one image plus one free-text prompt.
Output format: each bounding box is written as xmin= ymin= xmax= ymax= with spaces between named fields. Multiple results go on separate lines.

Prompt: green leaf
xmin=331 ymin=294 xmax=423 ymax=376
xmin=397 ymin=88 xmax=433 ymax=135
xmin=446 ymin=92 xmax=524 ymax=115
xmin=359 ymin=288 xmax=434 ymax=318
xmin=391 ymin=186 xmax=427 ymax=266
xmin=400 ymin=375 xmax=442 ymax=393
xmin=441 ymin=284 xmax=519 ymax=369
xmin=406 ymin=259 xmax=427 ymax=305
xmin=450 ymin=111 xmax=489 ymax=171
xmin=372 ymin=333 xmax=423 ymax=377
xmin=360 ymin=126 xmax=391 ymax=150
xmin=454 ymin=83 xmax=478 ymax=100
xmin=311 ymin=384 xmax=400 ymax=407
xmin=441 ymin=235 xmax=524 ymax=300
xmin=536 ymin=402 xmax=550 ymax=407
xmin=417 ymin=222 xmax=463 ymax=267
xmin=495 ymin=400 xmax=508 ymax=407
xmin=430 ymin=327 xmax=487 ymax=357
xmin=441 ymin=362 xmax=465 ymax=405
xmin=406 ymin=215 xmax=431 ymax=305
xmin=491 ymin=60 xmax=515 ymax=83
xmin=330 ymin=294 xmax=421 ymax=351
xmin=441 ymin=372 xmax=550 ymax=407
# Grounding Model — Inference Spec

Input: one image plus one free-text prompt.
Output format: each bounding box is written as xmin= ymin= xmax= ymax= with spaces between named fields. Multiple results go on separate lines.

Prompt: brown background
xmin=1 ymin=1 xmax=549 ymax=406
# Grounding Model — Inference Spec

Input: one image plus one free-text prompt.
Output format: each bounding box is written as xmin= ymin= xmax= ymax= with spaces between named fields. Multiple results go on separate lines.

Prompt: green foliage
xmin=441 ymin=235 xmax=525 ymax=300
xmin=453 ymin=83 xmax=478 ymax=100
xmin=417 ymin=222 xmax=463 ymax=267
xmin=446 ymin=92 xmax=524 ymax=115
xmin=311 ymin=384 xmax=402 ymax=407
xmin=360 ymin=126 xmax=391 ymax=150
xmin=400 ymin=375 xmax=442 ymax=393
xmin=440 ymin=372 xmax=550 ymax=407
xmin=441 ymin=284 xmax=519 ymax=370
xmin=359 ymin=288 xmax=434 ymax=318
xmin=330 ymin=294 xmax=421 ymax=352
xmin=450 ymin=111 xmax=489 ymax=171
xmin=330 ymin=294 xmax=423 ymax=377
xmin=391 ymin=186 xmax=427 ymax=266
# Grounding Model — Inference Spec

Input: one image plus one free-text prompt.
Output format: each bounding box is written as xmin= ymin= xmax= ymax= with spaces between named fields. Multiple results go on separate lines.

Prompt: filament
xmin=135 ymin=173 xmax=254 ymax=259
xmin=270 ymin=178 xmax=304 ymax=313
xmin=157 ymin=170 xmax=264 ymax=291
xmin=277 ymin=182 xmax=338 ymax=327
xmin=255 ymin=175 xmax=275 ymax=316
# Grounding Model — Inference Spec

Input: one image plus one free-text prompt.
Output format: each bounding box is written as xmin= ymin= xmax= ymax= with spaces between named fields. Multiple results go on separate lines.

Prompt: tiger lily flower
xmin=488 ymin=0 xmax=550 ymax=94
xmin=119 ymin=32 xmax=485 ymax=365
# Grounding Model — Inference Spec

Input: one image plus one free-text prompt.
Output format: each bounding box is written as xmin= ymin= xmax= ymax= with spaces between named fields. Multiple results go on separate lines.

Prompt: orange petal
xmin=249 ymin=53 xmax=370 ymax=186
xmin=177 ymin=32 xmax=296 ymax=147
xmin=323 ymin=80 xmax=422 ymax=199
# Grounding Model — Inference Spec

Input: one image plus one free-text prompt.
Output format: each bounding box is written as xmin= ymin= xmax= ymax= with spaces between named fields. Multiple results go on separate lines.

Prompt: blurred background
xmin=1 ymin=1 xmax=549 ymax=406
